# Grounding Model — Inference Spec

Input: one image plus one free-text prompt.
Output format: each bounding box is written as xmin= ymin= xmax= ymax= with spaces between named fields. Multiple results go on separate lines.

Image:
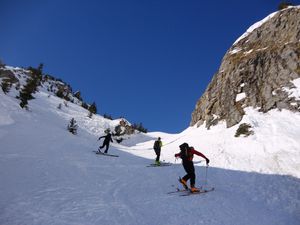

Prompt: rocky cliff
xmin=191 ymin=6 xmax=300 ymax=129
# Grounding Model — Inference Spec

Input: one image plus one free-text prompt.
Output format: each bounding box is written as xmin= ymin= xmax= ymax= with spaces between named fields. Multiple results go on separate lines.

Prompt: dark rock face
xmin=0 ymin=69 xmax=19 ymax=83
xmin=191 ymin=7 xmax=300 ymax=129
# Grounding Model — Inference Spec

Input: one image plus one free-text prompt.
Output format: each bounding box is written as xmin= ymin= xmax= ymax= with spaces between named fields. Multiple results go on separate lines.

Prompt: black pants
xmin=182 ymin=161 xmax=196 ymax=187
xmin=154 ymin=149 xmax=161 ymax=161
xmin=99 ymin=141 xmax=110 ymax=153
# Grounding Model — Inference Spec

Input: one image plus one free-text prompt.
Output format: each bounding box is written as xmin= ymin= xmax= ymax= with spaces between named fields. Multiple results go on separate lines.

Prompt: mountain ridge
xmin=191 ymin=6 xmax=300 ymax=129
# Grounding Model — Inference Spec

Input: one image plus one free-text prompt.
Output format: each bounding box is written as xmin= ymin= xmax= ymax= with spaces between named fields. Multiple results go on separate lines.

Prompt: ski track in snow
xmin=0 ymin=90 xmax=300 ymax=225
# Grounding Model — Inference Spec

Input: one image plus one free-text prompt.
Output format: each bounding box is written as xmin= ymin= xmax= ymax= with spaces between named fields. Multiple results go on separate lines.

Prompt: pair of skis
xmin=94 ymin=150 xmax=119 ymax=157
xmin=147 ymin=162 xmax=172 ymax=167
xmin=168 ymin=187 xmax=215 ymax=196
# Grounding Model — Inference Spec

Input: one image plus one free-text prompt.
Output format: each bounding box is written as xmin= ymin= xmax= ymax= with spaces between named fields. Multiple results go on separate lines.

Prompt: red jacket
xmin=175 ymin=147 xmax=208 ymax=162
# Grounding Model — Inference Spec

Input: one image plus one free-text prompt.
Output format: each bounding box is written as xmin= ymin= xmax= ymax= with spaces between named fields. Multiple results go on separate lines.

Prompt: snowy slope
xmin=1 ymin=80 xmax=300 ymax=225
xmin=124 ymin=106 xmax=300 ymax=178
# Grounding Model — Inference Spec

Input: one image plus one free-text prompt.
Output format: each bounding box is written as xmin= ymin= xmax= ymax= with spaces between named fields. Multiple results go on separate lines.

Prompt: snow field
xmin=0 ymin=90 xmax=300 ymax=225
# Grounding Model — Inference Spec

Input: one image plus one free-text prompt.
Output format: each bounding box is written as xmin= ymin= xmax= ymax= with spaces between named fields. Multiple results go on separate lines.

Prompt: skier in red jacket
xmin=175 ymin=143 xmax=210 ymax=192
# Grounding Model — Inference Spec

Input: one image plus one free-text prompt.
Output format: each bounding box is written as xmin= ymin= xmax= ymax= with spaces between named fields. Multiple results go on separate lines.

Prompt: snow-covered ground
xmin=1 ymin=81 xmax=300 ymax=225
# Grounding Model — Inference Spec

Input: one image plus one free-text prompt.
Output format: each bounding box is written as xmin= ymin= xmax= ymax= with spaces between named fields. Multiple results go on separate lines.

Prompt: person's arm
xmin=174 ymin=152 xmax=181 ymax=158
xmin=191 ymin=149 xmax=210 ymax=165
xmin=98 ymin=136 xmax=105 ymax=140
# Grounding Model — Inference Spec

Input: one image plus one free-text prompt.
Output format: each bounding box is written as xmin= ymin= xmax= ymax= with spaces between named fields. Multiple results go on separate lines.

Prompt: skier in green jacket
xmin=153 ymin=137 xmax=162 ymax=165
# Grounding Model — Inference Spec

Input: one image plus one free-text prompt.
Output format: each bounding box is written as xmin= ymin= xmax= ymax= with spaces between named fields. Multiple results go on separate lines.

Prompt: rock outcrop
xmin=191 ymin=6 xmax=300 ymax=128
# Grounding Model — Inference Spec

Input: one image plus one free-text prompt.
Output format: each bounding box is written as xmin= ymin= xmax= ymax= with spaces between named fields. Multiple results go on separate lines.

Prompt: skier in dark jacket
xmin=175 ymin=143 xmax=210 ymax=192
xmin=153 ymin=137 xmax=162 ymax=165
xmin=98 ymin=132 xmax=113 ymax=153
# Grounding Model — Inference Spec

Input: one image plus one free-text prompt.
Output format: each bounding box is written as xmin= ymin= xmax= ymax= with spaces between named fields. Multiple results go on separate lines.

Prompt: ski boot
xmin=178 ymin=177 xmax=188 ymax=190
xmin=190 ymin=186 xmax=200 ymax=193
xmin=155 ymin=160 xmax=161 ymax=166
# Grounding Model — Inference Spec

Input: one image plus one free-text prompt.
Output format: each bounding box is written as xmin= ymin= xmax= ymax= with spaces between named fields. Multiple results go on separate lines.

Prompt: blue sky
xmin=1 ymin=0 xmax=298 ymax=133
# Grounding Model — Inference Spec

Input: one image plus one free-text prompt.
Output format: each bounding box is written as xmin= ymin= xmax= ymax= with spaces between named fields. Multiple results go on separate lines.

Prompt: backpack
xmin=179 ymin=143 xmax=190 ymax=161
xmin=153 ymin=140 xmax=160 ymax=150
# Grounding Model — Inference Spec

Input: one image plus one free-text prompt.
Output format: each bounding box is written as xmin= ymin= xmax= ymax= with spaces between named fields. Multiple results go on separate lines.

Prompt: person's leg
xmin=156 ymin=150 xmax=160 ymax=162
xmin=100 ymin=140 xmax=106 ymax=148
xmin=190 ymin=170 xmax=196 ymax=187
xmin=182 ymin=162 xmax=191 ymax=181
xmin=182 ymin=173 xmax=190 ymax=181
xmin=187 ymin=163 xmax=199 ymax=192
xmin=104 ymin=143 xmax=109 ymax=153
xmin=154 ymin=150 xmax=160 ymax=164
xmin=98 ymin=142 xmax=105 ymax=151
xmin=179 ymin=162 xmax=191 ymax=189
xmin=183 ymin=162 xmax=195 ymax=186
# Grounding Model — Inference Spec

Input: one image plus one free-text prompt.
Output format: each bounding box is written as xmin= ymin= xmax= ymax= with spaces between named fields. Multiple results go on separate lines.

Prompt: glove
xmin=206 ymin=158 xmax=210 ymax=165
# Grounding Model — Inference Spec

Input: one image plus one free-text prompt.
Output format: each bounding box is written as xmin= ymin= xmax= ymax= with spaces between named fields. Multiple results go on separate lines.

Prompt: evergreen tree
xmin=27 ymin=63 xmax=43 ymax=88
xmin=1 ymin=79 xmax=11 ymax=94
xmin=104 ymin=114 xmax=113 ymax=120
xmin=63 ymin=92 xmax=71 ymax=101
xmin=82 ymin=102 xmax=89 ymax=109
xmin=19 ymin=77 xmax=38 ymax=108
xmin=15 ymin=83 xmax=20 ymax=91
xmin=278 ymin=1 xmax=293 ymax=10
xmin=56 ymin=89 xmax=64 ymax=98
xmin=138 ymin=123 xmax=148 ymax=133
xmin=19 ymin=96 xmax=28 ymax=109
xmin=132 ymin=122 xmax=148 ymax=133
xmin=74 ymin=91 xmax=83 ymax=101
xmin=57 ymin=103 xmax=62 ymax=110
xmin=88 ymin=102 xmax=97 ymax=114
xmin=19 ymin=64 xmax=43 ymax=108
xmin=88 ymin=111 xmax=93 ymax=118
xmin=19 ymin=81 xmax=34 ymax=108
xmin=67 ymin=118 xmax=78 ymax=135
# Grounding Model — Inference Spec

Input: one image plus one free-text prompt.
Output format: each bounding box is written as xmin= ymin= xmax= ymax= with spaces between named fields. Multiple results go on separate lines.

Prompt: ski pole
xmin=204 ymin=165 xmax=208 ymax=186
xmin=174 ymin=157 xmax=178 ymax=164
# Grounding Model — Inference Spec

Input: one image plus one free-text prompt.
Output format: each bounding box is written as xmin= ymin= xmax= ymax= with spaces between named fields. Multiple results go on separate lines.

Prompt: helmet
xmin=179 ymin=143 xmax=189 ymax=151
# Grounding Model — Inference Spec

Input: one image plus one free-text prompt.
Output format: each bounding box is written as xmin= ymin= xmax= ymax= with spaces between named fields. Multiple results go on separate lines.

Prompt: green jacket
xmin=153 ymin=140 xmax=162 ymax=150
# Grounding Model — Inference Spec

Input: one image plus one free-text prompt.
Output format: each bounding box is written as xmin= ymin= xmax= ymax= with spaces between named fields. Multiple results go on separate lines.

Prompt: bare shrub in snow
xmin=235 ymin=123 xmax=254 ymax=137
